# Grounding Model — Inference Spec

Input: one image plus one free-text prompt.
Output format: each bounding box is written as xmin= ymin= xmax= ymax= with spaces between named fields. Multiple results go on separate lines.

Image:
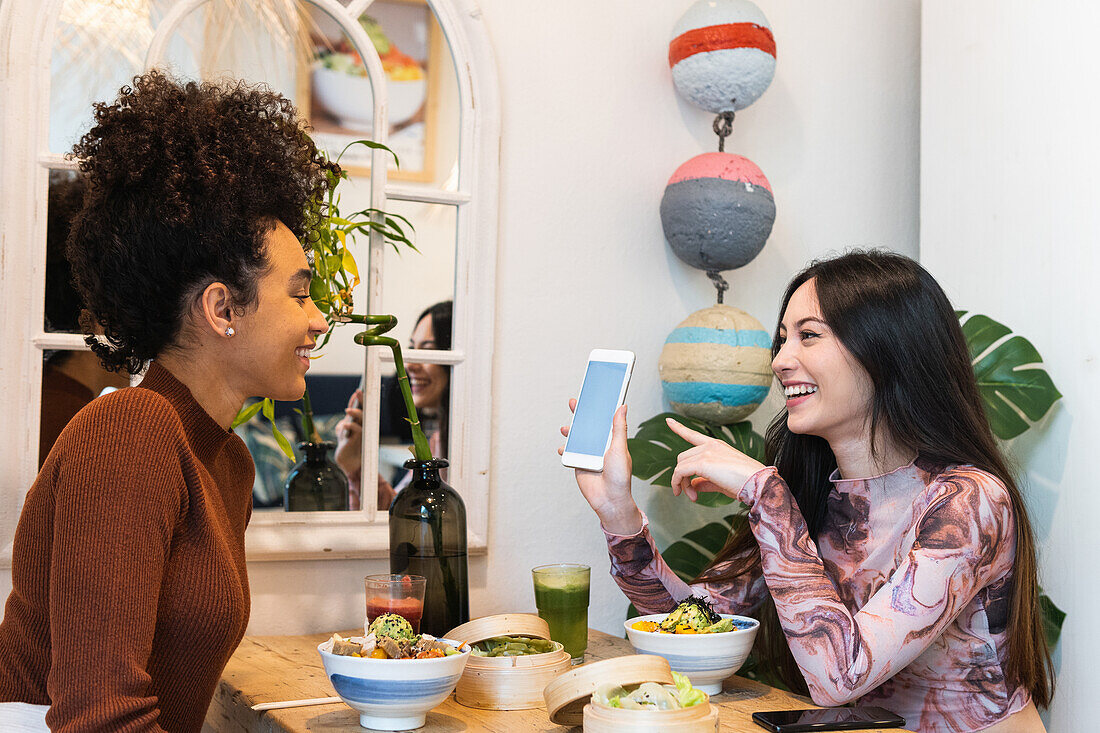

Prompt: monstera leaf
xmin=958 ymin=312 xmax=1061 ymax=440
xmin=627 ymin=413 xmax=765 ymax=508
xmin=1039 ymin=588 xmax=1066 ymax=648
xmin=663 ymin=513 xmax=746 ymax=582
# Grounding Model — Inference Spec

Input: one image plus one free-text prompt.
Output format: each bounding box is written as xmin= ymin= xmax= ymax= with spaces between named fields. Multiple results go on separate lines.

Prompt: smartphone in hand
xmin=561 ymin=349 xmax=635 ymax=472
xmin=751 ymin=706 xmax=905 ymax=732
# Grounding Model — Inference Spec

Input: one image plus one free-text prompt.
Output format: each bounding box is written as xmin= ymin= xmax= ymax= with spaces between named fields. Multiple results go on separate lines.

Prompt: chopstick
xmin=251 ymin=696 xmax=342 ymax=712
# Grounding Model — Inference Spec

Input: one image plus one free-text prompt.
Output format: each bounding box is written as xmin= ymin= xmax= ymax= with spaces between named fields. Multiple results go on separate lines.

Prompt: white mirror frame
xmin=0 ymin=0 xmax=499 ymax=564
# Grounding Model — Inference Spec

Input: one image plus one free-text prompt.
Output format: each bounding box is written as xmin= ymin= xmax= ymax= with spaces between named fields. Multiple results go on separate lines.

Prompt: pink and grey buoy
xmin=659 ymin=152 xmax=775 ymax=272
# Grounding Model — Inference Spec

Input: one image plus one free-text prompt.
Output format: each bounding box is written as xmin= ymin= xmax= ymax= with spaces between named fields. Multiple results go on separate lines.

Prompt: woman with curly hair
xmin=0 ymin=71 xmax=335 ymax=731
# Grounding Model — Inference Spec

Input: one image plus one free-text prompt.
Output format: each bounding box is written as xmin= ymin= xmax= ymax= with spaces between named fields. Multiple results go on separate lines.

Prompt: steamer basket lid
xmin=445 ymin=614 xmax=552 ymax=645
xmin=543 ymin=654 xmax=673 ymax=726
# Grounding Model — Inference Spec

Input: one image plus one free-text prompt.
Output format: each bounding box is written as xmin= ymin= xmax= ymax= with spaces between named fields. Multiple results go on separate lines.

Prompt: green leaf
xmin=960 ymin=314 xmax=1062 ymax=440
xmin=231 ymin=400 xmax=263 ymax=429
xmin=352 ymin=208 xmax=417 ymax=234
xmin=662 ymin=541 xmax=713 ymax=583
xmin=682 ymin=516 xmax=738 ymax=556
xmin=270 ymin=422 xmax=296 ymax=461
xmin=1039 ymin=589 xmax=1066 ymax=649
xmin=258 ymin=398 xmax=295 ymax=461
xmin=309 ymin=274 xmax=329 ymax=303
xmin=337 ymin=138 xmax=400 ymax=169
xmin=627 ymin=412 xmax=697 ymax=485
xmin=961 ymin=314 xmax=1011 ymax=362
xmin=341 ymin=249 xmax=360 ymax=285
xmin=627 ymin=413 xmax=765 ymax=506
xmin=660 ymin=514 xmax=740 ymax=582
xmin=693 ymin=490 xmax=736 ymax=507
xmin=713 ymin=422 xmax=766 ymax=462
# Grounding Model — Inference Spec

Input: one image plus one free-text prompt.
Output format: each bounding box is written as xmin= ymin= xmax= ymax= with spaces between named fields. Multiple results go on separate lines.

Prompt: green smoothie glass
xmin=532 ymin=563 xmax=590 ymax=664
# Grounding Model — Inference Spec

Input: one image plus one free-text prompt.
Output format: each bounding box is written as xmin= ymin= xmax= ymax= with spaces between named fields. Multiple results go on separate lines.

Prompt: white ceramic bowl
xmin=312 ymin=65 xmax=427 ymax=131
xmin=317 ymin=636 xmax=470 ymax=730
xmin=624 ymin=614 xmax=759 ymax=695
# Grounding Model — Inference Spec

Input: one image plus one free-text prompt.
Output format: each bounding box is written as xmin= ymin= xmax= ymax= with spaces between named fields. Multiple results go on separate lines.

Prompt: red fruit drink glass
xmin=365 ymin=573 xmax=426 ymax=633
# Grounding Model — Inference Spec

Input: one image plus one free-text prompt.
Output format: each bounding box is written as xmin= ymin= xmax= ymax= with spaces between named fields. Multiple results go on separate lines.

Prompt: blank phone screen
xmin=565 ymin=361 xmax=629 ymax=456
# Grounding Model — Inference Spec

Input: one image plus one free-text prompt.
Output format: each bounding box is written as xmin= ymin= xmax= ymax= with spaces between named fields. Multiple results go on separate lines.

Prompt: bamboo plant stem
xmin=350 ymin=313 xmax=460 ymax=617
xmin=348 ymin=313 xmax=433 ymax=462
xmin=300 ymin=387 xmax=320 ymax=444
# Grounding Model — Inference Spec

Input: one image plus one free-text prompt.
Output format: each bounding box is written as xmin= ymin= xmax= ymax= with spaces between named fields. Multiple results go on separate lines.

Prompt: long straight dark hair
xmin=699 ymin=250 xmax=1054 ymax=707
xmin=417 ymin=300 xmax=452 ymax=457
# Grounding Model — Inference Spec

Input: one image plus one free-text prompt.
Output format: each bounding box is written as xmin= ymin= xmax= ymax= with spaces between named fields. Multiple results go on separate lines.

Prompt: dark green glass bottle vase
xmin=388 ymin=458 xmax=469 ymax=636
xmin=284 ymin=441 xmax=349 ymax=511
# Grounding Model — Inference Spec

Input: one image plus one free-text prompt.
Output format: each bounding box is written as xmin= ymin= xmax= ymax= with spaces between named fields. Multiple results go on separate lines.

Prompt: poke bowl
xmin=317 ymin=631 xmax=470 ymax=730
xmin=624 ymin=597 xmax=759 ymax=695
xmin=311 ymin=65 xmax=427 ymax=131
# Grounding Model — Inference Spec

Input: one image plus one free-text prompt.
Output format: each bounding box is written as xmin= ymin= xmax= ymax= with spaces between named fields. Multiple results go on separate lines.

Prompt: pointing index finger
xmin=665 ymin=417 xmax=710 ymax=446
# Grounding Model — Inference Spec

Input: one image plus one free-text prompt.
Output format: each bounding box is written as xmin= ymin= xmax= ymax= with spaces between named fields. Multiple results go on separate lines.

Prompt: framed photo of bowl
xmin=304 ymin=0 xmax=448 ymax=183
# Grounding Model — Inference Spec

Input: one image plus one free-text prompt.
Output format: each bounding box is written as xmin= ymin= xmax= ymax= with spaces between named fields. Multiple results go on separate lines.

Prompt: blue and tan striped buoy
xmin=659 ymin=305 xmax=773 ymax=424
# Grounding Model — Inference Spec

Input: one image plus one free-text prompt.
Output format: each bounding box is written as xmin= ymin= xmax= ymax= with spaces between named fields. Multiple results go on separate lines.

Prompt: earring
xmin=225 ymin=326 xmax=235 ymax=337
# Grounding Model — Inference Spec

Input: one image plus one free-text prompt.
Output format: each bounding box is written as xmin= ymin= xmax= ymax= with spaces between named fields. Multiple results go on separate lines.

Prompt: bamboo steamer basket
xmin=445 ymin=614 xmax=571 ymax=710
xmin=543 ymin=655 xmax=675 ymax=727
xmin=583 ymin=696 xmax=719 ymax=732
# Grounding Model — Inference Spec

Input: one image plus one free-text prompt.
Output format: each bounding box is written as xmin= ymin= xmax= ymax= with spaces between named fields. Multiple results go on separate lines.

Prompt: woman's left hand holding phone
xmin=666 ymin=417 xmax=766 ymax=503
xmin=560 ymin=401 xmax=644 ymax=535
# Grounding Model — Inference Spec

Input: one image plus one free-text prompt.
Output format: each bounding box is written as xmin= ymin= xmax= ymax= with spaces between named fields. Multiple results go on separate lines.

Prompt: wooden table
xmin=205 ymin=629 xmax=912 ymax=732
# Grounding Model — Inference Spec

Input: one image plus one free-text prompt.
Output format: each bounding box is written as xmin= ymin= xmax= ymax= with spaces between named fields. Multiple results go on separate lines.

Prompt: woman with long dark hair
xmin=564 ymin=251 xmax=1052 ymax=732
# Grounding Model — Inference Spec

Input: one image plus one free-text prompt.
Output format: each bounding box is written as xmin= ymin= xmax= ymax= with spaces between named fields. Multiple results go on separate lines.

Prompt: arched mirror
xmin=0 ymin=0 xmax=498 ymax=563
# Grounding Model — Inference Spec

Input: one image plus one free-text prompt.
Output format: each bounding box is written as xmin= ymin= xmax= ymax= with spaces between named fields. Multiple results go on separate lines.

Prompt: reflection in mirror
xmin=297 ymin=191 xmax=458 ymax=368
xmin=325 ymin=300 xmax=452 ymax=511
xmin=45 ymin=170 xmax=87 ymax=333
xmin=155 ymin=0 xmax=308 ymax=103
xmin=307 ymin=0 xmax=459 ymax=187
xmin=50 ymin=0 xmax=154 ymax=153
xmin=244 ymin=361 xmax=453 ymax=512
xmin=240 ymin=382 xmax=352 ymax=511
xmin=380 ymin=201 xmax=457 ymax=345
xmin=39 ymin=349 xmax=130 ymax=467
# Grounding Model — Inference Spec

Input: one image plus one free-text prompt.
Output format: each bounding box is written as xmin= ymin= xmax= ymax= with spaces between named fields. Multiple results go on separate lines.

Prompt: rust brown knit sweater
xmin=0 ymin=362 xmax=255 ymax=732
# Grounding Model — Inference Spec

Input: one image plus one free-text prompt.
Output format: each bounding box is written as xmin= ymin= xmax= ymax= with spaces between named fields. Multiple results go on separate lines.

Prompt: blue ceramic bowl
xmin=624 ymin=614 xmax=759 ymax=695
xmin=317 ymin=636 xmax=470 ymax=730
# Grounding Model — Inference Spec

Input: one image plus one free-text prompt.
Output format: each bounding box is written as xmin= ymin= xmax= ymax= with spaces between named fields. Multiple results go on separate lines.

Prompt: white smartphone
xmin=561 ymin=349 xmax=635 ymax=471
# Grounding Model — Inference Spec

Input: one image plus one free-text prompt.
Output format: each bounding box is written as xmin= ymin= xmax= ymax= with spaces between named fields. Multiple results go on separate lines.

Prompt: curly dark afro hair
xmin=67 ymin=70 xmax=339 ymax=374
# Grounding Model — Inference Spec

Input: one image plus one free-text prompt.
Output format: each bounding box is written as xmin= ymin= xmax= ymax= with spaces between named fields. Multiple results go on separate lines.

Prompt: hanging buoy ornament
xmin=659 ymin=305 xmax=772 ymax=424
xmin=669 ymin=0 xmax=776 ymax=113
xmin=660 ymin=152 xmax=775 ymax=273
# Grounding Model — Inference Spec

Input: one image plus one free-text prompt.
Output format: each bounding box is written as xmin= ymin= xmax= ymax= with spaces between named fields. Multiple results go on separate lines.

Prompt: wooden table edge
xmin=206 ymin=627 xmax=915 ymax=733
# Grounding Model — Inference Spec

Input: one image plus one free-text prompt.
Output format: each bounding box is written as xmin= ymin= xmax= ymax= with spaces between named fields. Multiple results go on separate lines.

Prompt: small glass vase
xmin=283 ymin=441 xmax=349 ymax=511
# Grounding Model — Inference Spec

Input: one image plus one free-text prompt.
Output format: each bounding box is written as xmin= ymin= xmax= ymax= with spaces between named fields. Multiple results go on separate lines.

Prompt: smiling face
xmin=772 ymin=279 xmax=875 ymax=445
xmin=405 ymin=315 xmax=449 ymax=411
xmin=229 ymin=221 xmax=328 ymax=401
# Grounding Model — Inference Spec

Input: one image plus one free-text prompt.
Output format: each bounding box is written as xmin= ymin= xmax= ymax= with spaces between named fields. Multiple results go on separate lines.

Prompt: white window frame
xmin=0 ymin=0 xmax=499 ymax=564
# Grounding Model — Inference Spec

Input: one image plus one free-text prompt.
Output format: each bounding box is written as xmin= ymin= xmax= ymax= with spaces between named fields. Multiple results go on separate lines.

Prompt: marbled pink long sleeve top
xmin=605 ymin=461 xmax=1030 ymax=733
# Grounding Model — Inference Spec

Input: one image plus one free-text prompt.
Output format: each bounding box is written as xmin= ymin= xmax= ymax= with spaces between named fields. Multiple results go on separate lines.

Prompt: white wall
xmin=242 ymin=0 xmax=921 ymax=638
xmin=921 ymin=2 xmax=1099 ymax=727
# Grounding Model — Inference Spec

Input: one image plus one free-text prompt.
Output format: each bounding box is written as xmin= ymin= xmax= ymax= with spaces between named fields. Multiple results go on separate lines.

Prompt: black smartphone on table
xmin=752 ymin=706 xmax=905 ymax=732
